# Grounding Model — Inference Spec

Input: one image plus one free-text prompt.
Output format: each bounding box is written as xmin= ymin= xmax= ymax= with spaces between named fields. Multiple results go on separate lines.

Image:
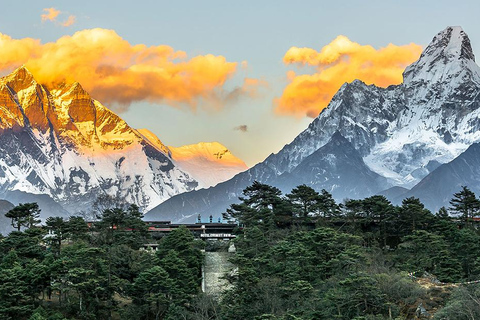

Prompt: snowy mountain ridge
xmin=145 ymin=26 xmax=480 ymax=222
xmin=0 ymin=66 xmax=198 ymax=213
xmin=264 ymin=26 xmax=480 ymax=188
xmin=168 ymin=142 xmax=248 ymax=188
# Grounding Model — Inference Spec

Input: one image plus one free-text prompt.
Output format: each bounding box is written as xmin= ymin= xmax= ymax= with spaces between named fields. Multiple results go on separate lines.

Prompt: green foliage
xmin=397 ymin=197 xmax=434 ymax=235
xmin=0 ymin=200 xmax=204 ymax=320
xmin=224 ymin=181 xmax=286 ymax=229
xmin=287 ymin=184 xmax=320 ymax=218
xmin=65 ymin=216 xmax=89 ymax=242
xmin=449 ymin=185 xmax=480 ymax=227
xmin=130 ymin=266 xmax=173 ymax=319
xmin=3 ymin=183 xmax=480 ymax=319
xmin=286 ymin=186 xmax=341 ymax=226
xmin=344 ymin=195 xmax=396 ymax=248
xmin=45 ymin=217 xmax=66 ymax=255
xmin=219 ymin=182 xmax=480 ymax=319
xmin=317 ymin=189 xmax=342 ymax=220
xmin=5 ymin=203 xmax=41 ymax=231
xmin=397 ymin=230 xmax=462 ymax=282
xmin=434 ymin=284 xmax=480 ymax=320
xmin=0 ymin=263 xmax=35 ymax=319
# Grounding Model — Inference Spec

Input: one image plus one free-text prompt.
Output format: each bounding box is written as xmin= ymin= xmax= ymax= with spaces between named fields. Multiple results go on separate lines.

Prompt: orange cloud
xmin=220 ymin=77 xmax=269 ymax=105
xmin=276 ymin=35 xmax=423 ymax=118
xmin=41 ymin=8 xmax=60 ymax=22
xmin=242 ymin=77 xmax=269 ymax=98
xmin=0 ymin=29 xmax=242 ymax=110
xmin=61 ymin=15 xmax=76 ymax=27
xmin=41 ymin=8 xmax=76 ymax=27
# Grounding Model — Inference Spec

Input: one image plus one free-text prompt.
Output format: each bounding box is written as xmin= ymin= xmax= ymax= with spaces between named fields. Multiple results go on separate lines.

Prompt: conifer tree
xmin=398 ymin=197 xmax=432 ymax=235
xmin=5 ymin=203 xmax=41 ymax=231
xmin=449 ymin=186 xmax=480 ymax=227
xmin=286 ymin=184 xmax=320 ymax=218
xmin=45 ymin=217 xmax=66 ymax=255
xmin=224 ymin=181 xmax=285 ymax=229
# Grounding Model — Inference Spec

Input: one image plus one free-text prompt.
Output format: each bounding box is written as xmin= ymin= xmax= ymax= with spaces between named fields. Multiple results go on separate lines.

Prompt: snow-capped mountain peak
xmin=0 ymin=66 xmax=198 ymax=213
xmin=135 ymin=128 xmax=249 ymax=188
xmin=4 ymin=65 xmax=36 ymax=92
xmin=403 ymin=26 xmax=480 ymax=85
xmin=136 ymin=128 xmax=171 ymax=157
xmin=145 ymin=26 xmax=480 ymax=223
xmin=169 ymin=142 xmax=248 ymax=188
xmin=261 ymin=26 xmax=480 ymax=188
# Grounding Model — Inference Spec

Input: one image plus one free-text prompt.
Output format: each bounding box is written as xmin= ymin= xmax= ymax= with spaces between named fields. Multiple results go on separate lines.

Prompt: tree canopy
xmin=1 ymin=184 xmax=480 ymax=319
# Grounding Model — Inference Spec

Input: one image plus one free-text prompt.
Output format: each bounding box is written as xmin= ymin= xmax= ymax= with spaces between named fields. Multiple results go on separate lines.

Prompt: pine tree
xmin=316 ymin=189 xmax=341 ymax=220
xmin=131 ymin=266 xmax=173 ymax=320
xmin=449 ymin=186 xmax=480 ymax=227
xmin=398 ymin=197 xmax=432 ymax=235
xmin=45 ymin=217 xmax=66 ymax=255
xmin=224 ymin=181 xmax=286 ymax=229
xmin=5 ymin=203 xmax=41 ymax=231
xmin=286 ymin=184 xmax=320 ymax=218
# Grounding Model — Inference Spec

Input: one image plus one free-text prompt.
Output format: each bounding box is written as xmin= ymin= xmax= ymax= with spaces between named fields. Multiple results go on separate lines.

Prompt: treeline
xmin=219 ymin=182 xmax=480 ymax=319
xmin=0 ymin=204 xmax=204 ymax=320
xmin=2 ymin=183 xmax=480 ymax=319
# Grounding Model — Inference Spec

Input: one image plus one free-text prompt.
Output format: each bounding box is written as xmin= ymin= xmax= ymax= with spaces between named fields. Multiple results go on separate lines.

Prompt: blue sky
xmin=1 ymin=1 xmax=479 ymax=166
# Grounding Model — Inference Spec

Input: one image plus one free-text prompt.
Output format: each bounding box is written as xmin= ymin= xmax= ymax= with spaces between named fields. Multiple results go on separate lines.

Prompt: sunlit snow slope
xmin=0 ymin=66 xmax=198 ymax=213
xmin=168 ymin=142 xmax=248 ymax=188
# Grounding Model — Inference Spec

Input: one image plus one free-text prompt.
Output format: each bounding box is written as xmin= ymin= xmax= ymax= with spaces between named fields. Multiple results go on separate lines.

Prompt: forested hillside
xmin=219 ymin=183 xmax=480 ymax=319
xmin=2 ymin=183 xmax=480 ymax=319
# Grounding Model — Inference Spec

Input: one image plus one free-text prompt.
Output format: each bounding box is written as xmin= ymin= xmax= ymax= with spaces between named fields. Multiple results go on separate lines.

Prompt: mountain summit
xmin=135 ymin=130 xmax=248 ymax=188
xmin=168 ymin=142 xmax=248 ymax=188
xmin=0 ymin=66 xmax=198 ymax=214
xmin=146 ymin=26 xmax=480 ymax=221
xmin=403 ymin=26 xmax=479 ymax=85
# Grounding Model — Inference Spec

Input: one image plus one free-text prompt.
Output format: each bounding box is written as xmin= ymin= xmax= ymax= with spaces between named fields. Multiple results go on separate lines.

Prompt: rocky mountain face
xmin=266 ymin=26 xmax=480 ymax=188
xmin=145 ymin=26 xmax=480 ymax=221
xmin=0 ymin=199 xmax=15 ymax=235
xmin=276 ymin=131 xmax=389 ymax=200
xmin=0 ymin=66 xmax=198 ymax=214
xmin=398 ymin=143 xmax=480 ymax=212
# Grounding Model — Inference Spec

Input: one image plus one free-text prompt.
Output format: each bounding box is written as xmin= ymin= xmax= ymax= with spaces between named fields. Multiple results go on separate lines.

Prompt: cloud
xmin=238 ymin=77 xmax=269 ymax=99
xmin=0 ymin=29 xmax=245 ymax=111
xmin=61 ymin=15 xmax=76 ymax=27
xmin=276 ymin=35 xmax=423 ymax=118
xmin=41 ymin=8 xmax=60 ymax=22
xmin=234 ymin=125 xmax=248 ymax=132
xmin=218 ymin=77 xmax=269 ymax=106
xmin=41 ymin=8 xmax=76 ymax=27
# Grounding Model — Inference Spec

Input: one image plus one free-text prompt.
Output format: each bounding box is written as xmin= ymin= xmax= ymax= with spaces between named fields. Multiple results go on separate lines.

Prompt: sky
xmin=1 ymin=1 xmax=479 ymax=167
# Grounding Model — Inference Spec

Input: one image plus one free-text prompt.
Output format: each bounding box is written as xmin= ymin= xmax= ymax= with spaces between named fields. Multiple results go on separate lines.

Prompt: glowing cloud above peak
xmin=0 ymin=29 xmax=245 ymax=111
xmin=276 ymin=36 xmax=423 ymax=118
xmin=61 ymin=15 xmax=76 ymax=27
xmin=169 ymin=141 xmax=248 ymax=188
xmin=41 ymin=8 xmax=60 ymax=22
xmin=40 ymin=8 xmax=76 ymax=27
